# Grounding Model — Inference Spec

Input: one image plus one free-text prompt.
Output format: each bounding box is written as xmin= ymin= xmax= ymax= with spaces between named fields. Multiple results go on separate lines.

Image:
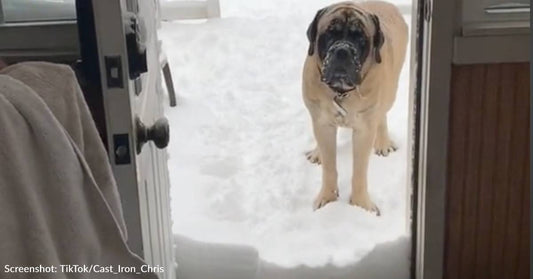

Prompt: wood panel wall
xmin=445 ymin=62 xmax=530 ymax=279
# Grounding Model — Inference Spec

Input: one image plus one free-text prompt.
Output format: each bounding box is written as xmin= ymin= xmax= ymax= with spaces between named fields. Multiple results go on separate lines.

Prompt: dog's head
xmin=306 ymin=2 xmax=384 ymax=95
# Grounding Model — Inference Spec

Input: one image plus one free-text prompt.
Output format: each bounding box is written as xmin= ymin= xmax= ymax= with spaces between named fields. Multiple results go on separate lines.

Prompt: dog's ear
xmin=307 ymin=8 xmax=327 ymax=56
xmin=370 ymin=14 xmax=384 ymax=63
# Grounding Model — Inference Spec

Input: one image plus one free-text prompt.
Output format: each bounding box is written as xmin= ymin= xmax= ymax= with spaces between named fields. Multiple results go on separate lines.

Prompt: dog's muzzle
xmin=321 ymin=41 xmax=362 ymax=95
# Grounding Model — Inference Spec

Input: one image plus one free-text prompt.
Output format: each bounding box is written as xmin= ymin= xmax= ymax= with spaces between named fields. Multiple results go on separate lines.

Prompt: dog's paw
xmin=374 ymin=140 xmax=397 ymax=157
xmin=305 ymin=148 xmax=321 ymax=165
xmin=313 ymin=188 xmax=338 ymax=210
xmin=350 ymin=194 xmax=381 ymax=216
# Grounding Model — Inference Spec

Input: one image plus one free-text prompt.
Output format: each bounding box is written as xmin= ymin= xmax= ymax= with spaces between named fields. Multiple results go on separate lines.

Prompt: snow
xmin=160 ymin=1 xmax=412 ymax=277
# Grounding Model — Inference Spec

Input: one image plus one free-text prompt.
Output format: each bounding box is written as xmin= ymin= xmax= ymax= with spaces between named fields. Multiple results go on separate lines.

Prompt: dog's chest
xmin=332 ymin=108 xmax=351 ymax=127
xmin=322 ymin=96 xmax=376 ymax=128
xmin=333 ymin=115 xmax=351 ymax=127
xmin=327 ymin=99 xmax=360 ymax=128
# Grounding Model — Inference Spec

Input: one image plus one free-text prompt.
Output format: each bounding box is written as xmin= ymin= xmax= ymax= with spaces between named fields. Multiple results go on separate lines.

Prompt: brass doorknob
xmin=136 ymin=117 xmax=170 ymax=154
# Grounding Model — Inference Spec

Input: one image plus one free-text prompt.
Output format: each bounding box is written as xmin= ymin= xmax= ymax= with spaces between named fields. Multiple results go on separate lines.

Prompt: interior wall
xmin=444 ymin=62 xmax=530 ymax=279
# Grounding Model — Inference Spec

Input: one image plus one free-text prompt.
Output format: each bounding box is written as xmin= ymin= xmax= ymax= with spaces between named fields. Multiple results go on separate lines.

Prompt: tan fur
xmin=302 ymin=1 xmax=408 ymax=213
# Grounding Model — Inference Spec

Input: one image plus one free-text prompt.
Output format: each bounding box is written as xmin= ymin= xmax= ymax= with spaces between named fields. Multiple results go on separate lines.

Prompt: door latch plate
xmin=105 ymin=56 xmax=124 ymax=88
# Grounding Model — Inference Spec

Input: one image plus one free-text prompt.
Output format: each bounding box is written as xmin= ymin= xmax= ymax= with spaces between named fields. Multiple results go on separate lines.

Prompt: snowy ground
xmin=161 ymin=1 xmax=412 ymax=278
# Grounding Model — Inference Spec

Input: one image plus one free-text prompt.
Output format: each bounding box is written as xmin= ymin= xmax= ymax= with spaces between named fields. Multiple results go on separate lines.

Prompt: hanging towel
xmin=0 ymin=74 xmax=157 ymax=279
xmin=0 ymin=62 xmax=127 ymax=238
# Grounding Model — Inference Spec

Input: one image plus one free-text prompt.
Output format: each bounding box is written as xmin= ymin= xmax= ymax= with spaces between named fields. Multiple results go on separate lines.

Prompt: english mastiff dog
xmin=302 ymin=1 xmax=408 ymax=214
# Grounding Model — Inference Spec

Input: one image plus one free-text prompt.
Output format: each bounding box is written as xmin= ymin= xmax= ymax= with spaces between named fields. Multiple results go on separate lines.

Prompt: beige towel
xmin=0 ymin=62 xmax=127 ymax=238
xmin=0 ymin=74 xmax=156 ymax=278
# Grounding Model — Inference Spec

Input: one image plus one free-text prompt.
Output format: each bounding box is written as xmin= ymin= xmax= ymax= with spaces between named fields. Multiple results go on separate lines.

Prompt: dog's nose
xmin=335 ymin=47 xmax=350 ymax=60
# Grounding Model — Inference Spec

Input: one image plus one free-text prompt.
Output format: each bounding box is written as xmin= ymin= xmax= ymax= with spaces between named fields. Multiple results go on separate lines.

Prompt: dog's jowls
xmin=302 ymin=1 xmax=408 ymax=214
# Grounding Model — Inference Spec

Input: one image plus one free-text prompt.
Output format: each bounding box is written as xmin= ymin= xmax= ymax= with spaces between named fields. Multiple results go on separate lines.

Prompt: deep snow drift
xmin=161 ymin=0 xmax=412 ymax=277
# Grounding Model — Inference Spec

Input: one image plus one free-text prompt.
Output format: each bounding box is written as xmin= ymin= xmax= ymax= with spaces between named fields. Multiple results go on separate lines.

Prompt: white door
xmin=77 ymin=1 xmax=175 ymax=278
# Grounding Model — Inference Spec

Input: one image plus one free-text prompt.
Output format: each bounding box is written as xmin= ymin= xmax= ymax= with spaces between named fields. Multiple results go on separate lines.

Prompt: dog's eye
xmin=349 ymin=30 xmax=363 ymax=39
xmin=330 ymin=19 xmax=341 ymax=25
xmin=328 ymin=24 xmax=343 ymax=33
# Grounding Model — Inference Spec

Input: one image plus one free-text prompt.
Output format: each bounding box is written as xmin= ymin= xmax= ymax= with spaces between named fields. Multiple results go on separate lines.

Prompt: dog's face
xmin=307 ymin=3 xmax=384 ymax=95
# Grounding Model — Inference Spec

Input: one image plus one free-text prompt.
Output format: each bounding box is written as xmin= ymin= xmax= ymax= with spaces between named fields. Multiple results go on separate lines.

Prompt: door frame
xmin=411 ymin=0 xmax=456 ymax=278
xmin=0 ymin=0 xmax=498 ymax=277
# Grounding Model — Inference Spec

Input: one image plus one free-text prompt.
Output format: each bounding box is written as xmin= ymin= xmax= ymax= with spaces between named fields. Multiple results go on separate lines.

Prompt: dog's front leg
xmin=350 ymin=122 xmax=380 ymax=215
xmin=312 ymin=119 xmax=338 ymax=210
